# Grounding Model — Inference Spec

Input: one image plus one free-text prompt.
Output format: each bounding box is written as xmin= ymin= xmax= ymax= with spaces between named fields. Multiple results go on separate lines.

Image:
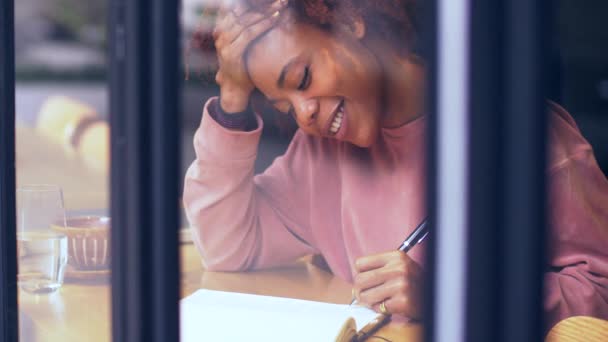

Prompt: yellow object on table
xmin=16 ymin=124 xmax=107 ymax=211
xmin=76 ymin=121 xmax=110 ymax=173
xmin=546 ymin=316 xmax=608 ymax=342
xmin=36 ymin=96 xmax=98 ymax=155
xmin=35 ymin=95 xmax=110 ymax=173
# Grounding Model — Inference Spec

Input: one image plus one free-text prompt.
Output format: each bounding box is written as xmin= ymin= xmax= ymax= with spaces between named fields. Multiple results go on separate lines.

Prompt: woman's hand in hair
xmin=353 ymin=251 xmax=424 ymax=319
xmin=213 ymin=0 xmax=286 ymax=113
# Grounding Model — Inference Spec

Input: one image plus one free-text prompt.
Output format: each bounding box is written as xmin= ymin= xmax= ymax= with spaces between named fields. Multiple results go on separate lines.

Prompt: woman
xmin=183 ymin=0 xmax=608 ymax=331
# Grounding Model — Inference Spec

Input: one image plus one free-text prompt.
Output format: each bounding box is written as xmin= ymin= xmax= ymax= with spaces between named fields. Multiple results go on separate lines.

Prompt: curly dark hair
xmin=283 ymin=0 xmax=419 ymax=55
xmin=192 ymin=0 xmax=420 ymax=58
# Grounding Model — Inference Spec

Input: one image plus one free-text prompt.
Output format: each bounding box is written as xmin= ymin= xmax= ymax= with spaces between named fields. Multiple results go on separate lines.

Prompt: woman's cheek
xmin=316 ymin=50 xmax=342 ymax=94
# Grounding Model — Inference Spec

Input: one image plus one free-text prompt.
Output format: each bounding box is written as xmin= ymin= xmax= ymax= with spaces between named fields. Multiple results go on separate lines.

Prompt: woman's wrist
xmin=209 ymin=98 xmax=257 ymax=131
xmin=219 ymin=88 xmax=252 ymax=113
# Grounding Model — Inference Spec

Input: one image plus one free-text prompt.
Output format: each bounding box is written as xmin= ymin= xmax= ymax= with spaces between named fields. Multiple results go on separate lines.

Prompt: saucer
xmin=64 ymin=265 xmax=110 ymax=282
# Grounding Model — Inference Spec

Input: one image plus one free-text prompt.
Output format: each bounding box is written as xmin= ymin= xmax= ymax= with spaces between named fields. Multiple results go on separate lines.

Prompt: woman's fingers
xmin=355 ymin=250 xmax=408 ymax=273
xmin=211 ymin=0 xmax=284 ymax=97
xmin=230 ymin=14 xmax=280 ymax=50
xmin=231 ymin=0 xmax=249 ymax=17
xmin=353 ymin=251 xmax=412 ymax=298
xmin=216 ymin=14 xmax=278 ymax=58
xmin=357 ymin=276 xmax=420 ymax=318
xmin=219 ymin=0 xmax=285 ymax=45
xmin=353 ymin=263 xmax=409 ymax=303
xmin=372 ymin=295 xmax=410 ymax=316
xmin=352 ymin=250 xmax=424 ymax=318
xmin=232 ymin=0 xmax=286 ymax=21
xmin=223 ymin=11 xmax=277 ymax=45
xmin=358 ymin=277 xmax=406 ymax=305
xmin=213 ymin=10 xmax=236 ymax=46
xmin=237 ymin=0 xmax=286 ymax=24
xmin=354 ymin=264 xmax=398 ymax=294
xmin=233 ymin=0 xmax=288 ymax=17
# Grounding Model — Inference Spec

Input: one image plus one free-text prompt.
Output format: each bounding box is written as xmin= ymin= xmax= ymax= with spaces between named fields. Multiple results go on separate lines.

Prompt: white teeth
xmin=329 ymin=102 xmax=344 ymax=135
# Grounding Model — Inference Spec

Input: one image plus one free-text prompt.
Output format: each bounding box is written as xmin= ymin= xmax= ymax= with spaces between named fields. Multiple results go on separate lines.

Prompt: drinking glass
xmin=17 ymin=184 xmax=68 ymax=294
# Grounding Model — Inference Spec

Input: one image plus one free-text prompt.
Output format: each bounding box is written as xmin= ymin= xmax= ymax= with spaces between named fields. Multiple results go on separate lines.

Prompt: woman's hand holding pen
xmin=353 ymin=251 xmax=424 ymax=319
xmin=213 ymin=0 xmax=287 ymax=113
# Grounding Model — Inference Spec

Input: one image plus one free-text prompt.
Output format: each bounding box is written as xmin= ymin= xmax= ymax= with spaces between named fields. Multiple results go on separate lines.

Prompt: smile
xmin=329 ymin=100 xmax=345 ymax=136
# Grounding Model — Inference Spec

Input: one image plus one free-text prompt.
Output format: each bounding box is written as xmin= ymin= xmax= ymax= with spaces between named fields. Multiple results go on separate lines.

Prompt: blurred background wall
xmin=553 ymin=0 xmax=608 ymax=175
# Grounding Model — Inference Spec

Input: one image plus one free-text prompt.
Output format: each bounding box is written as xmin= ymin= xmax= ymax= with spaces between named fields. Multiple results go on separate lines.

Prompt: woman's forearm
xmin=183 ymin=97 xmax=315 ymax=271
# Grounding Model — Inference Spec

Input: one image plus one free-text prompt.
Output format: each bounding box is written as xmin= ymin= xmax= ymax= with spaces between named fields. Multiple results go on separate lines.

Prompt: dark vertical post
xmin=109 ymin=0 xmax=181 ymax=341
xmin=465 ymin=0 xmax=547 ymax=341
xmin=0 ymin=0 xmax=19 ymax=341
xmin=421 ymin=0 xmax=438 ymax=341
xmin=149 ymin=0 xmax=182 ymax=339
xmin=465 ymin=1 xmax=504 ymax=341
xmin=432 ymin=0 xmax=547 ymax=341
xmin=501 ymin=0 xmax=547 ymax=340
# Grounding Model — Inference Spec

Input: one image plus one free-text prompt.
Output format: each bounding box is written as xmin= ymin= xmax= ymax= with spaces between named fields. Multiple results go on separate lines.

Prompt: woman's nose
xmin=293 ymin=98 xmax=319 ymax=126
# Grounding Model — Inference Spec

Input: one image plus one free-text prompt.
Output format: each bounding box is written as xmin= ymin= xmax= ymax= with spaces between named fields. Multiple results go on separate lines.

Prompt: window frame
xmin=108 ymin=1 xmax=181 ymax=341
xmin=0 ymin=0 xmax=19 ymax=340
xmin=0 ymin=1 xmax=550 ymax=341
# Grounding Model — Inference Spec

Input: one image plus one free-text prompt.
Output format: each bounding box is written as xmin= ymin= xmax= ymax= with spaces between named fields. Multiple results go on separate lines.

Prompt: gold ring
xmin=351 ymin=288 xmax=356 ymax=301
xmin=379 ymin=300 xmax=389 ymax=315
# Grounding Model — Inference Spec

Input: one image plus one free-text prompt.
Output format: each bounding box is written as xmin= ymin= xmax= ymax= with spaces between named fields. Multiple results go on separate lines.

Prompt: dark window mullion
xmin=421 ymin=0 xmax=438 ymax=341
xmin=465 ymin=1 xmax=547 ymax=341
xmin=0 ymin=0 xmax=19 ymax=340
xmin=149 ymin=0 xmax=181 ymax=339
xmin=465 ymin=1 xmax=504 ymax=341
xmin=501 ymin=0 xmax=547 ymax=340
xmin=110 ymin=0 xmax=181 ymax=341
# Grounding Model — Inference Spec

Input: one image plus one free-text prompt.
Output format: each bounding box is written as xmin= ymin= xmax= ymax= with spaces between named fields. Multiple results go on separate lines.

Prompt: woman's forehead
xmin=247 ymin=25 xmax=310 ymax=91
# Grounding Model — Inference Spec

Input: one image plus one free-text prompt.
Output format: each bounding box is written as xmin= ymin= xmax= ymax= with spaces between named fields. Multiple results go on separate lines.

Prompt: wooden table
xmin=15 ymin=123 xmax=608 ymax=341
xmin=16 ymin=123 xmax=420 ymax=341
xmin=18 ymin=244 xmax=422 ymax=342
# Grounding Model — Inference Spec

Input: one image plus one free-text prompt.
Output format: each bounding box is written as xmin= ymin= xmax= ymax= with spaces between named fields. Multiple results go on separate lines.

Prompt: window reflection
xmin=181 ymin=1 xmax=426 ymax=340
xmin=15 ymin=0 xmax=110 ymax=341
xmin=542 ymin=0 xmax=608 ymax=333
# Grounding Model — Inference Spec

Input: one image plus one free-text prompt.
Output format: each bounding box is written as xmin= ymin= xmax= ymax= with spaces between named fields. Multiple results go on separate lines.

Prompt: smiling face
xmin=245 ymin=21 xmax=385 ymax=147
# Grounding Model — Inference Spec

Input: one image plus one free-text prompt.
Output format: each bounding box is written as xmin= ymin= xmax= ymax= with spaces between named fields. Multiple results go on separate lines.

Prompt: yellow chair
xmin=546 ymin=316 xmax=608 ymax=342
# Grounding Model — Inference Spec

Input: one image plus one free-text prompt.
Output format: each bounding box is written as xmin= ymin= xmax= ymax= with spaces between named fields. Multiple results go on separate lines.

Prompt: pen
xmin=350 ymin=218 xmax=429 ymax=306
xmin=352 ymin=313 xmax=391 ymax=342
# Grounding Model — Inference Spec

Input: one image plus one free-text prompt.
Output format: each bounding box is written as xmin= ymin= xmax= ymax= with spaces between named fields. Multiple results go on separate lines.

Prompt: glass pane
xmin=180 ymin=1 xmax=426 ymax=341
xmin=15 ymin=1 xmax=111 ymax=341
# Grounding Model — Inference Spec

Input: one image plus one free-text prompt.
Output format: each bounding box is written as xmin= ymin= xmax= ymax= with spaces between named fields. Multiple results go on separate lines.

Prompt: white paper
xmin=180 ymin=289 xmax=380 ymax=342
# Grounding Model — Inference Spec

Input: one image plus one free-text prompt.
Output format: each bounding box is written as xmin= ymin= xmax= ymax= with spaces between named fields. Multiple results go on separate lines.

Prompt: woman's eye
xmin=297 ymin=66 xmax=311 ymax=91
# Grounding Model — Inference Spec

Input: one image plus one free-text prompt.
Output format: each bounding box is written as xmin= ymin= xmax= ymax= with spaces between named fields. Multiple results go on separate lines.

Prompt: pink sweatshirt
xmin=183 ymin=98 xmax=608 ymax=331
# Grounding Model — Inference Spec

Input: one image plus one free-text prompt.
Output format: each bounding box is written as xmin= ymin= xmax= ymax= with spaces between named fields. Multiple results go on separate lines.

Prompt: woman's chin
xmin=348 ymin=130 xmax=379 ymax=148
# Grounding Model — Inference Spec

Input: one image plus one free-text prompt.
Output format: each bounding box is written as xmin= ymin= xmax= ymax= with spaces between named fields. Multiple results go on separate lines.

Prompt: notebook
xmin=180 ymin=289 xmax=386 ymax=342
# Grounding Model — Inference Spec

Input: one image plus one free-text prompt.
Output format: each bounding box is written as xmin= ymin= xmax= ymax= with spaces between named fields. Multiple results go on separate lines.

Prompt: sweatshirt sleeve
xmin=543 ymin=103 xmax=608 ymax=333
xmin=183 ymin=97 xmax=317 ymax=271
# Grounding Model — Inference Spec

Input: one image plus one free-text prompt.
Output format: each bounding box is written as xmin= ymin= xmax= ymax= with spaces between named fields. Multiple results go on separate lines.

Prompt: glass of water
xmin=17 ymin=184 xmax=68 ymax=294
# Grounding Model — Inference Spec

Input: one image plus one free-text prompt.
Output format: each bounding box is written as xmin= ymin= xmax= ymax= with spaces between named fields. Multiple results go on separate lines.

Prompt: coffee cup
xmin=51 ymin=216 xmax=110 ymax=270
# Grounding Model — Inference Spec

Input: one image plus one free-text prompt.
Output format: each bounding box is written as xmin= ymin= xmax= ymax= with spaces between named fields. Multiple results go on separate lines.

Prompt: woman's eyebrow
xmin=277 ymin=56 xmax=300 ymax=88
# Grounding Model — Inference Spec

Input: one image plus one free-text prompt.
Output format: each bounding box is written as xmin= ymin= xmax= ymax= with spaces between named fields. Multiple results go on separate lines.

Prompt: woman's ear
xmin=336 ymin=11 xmax=366 ymax=39
xmin=348 ymin=14 xmax=366 ymax=39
